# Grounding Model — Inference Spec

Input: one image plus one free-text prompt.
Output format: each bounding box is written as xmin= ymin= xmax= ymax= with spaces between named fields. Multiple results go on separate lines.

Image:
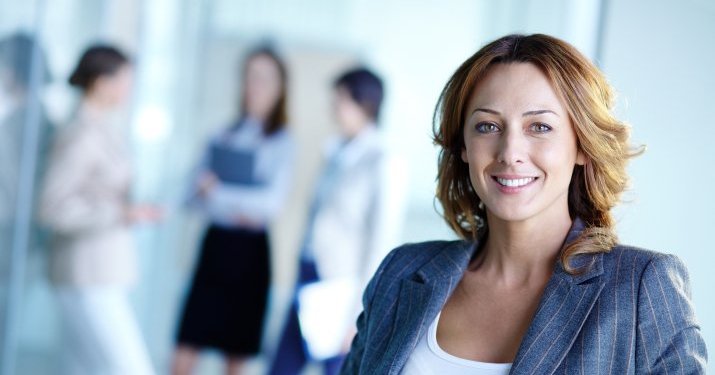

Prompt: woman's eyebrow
xmin=471 ymin=107 xmax=500 ymax=115
xmin=470 ymin=108 xmax=559 ymax=117
xmin=523 ymin=109 xmax=558 ymax=117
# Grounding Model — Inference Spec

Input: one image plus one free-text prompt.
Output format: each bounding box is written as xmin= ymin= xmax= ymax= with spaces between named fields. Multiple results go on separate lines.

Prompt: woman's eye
xmin=530 ymin=122 xmax=552 ymax=133
xmin=475 ymin=122 xmax=500 ymax=133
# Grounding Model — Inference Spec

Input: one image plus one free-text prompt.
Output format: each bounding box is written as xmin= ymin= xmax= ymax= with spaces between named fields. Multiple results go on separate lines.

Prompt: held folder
xmin=209 ymin=144 xmax=257 ymax=185
xmin=297 ymin=278 xmax=359 ymax=360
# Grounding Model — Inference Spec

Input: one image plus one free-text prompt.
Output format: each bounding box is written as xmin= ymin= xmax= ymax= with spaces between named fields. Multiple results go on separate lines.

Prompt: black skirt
xmin=177 ymin=225 xmax=270 ymax=356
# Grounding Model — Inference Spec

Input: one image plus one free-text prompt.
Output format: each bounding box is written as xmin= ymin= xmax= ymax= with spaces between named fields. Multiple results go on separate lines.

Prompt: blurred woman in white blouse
xmin=269 ymin=67 xmax=405 ymax=375
xmin=172 ymin=46 xmax=295 ymax=375
xmin=39 ymin=45 xmax=161 ymax=375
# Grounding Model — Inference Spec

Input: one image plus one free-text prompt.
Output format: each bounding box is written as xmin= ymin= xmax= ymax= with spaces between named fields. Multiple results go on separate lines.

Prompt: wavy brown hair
xmin=433 ymin=34 xmax=643 ymax=273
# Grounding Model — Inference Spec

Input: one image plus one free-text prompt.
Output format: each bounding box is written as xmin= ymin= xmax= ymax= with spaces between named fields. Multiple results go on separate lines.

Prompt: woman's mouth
xmin=493 ymin=176 xmax=537 ymax=187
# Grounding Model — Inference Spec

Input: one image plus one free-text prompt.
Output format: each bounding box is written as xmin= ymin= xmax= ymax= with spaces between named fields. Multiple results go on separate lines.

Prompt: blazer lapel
xmin=377 ymin=241 xmax=475 ymax=375
xmin=510 ymin=251 xmax=605 ymax=375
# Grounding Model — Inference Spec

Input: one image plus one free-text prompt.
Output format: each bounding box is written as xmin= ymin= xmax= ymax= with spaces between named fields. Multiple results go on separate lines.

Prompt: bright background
xmin=0 ymin=0 xmax=713 ymax=373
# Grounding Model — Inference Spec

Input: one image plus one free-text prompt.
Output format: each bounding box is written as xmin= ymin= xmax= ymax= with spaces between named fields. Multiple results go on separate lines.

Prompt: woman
xmin=269 ymin=67 xmax=404 ymax=375
xmin=173 ymin=46 xmax=295 ymax=375
xmin=341 ymin=34 xmax=707 ymax=374
xmin=39 ymin=45 xmax=160 ymax=375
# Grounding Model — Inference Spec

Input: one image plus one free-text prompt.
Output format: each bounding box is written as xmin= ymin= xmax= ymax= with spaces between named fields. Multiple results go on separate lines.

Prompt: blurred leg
xmin=56 ymin=287 xmax=96 ymax=375
xmin=225 ymin=356 xmax=247 ymax=375
xmin=268 ymin=301 xmax=308 ymax=375
xmin=323 ymin=354 xmax=346 ymax=375
xmin=171 ymin=345 xmax=200 ymax=375
xmin=100 ymin=289 xmax=155 ymax=375
xmin=56 ymin=286 xmax=155 ymax=375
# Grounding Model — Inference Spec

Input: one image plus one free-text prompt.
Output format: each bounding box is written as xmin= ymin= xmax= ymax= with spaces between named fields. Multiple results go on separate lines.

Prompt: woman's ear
xmin=576 ymin=149 xmax=586 ymax=166
xmin=461 ymin=148 xmax=468 ymax=163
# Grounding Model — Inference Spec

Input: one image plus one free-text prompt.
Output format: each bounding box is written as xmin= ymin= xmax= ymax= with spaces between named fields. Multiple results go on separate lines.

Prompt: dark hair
xmin=433 ymin=34 xmax=642 ymax=273
xmin=334 ymin=67 xmax=384 ymax=122
xmin=240 ymin=46 xmax=288 ymax=136
xmin=68 ymin=45 xmax=129 ymax=91
xmin=0 ymin=32 xmax=51 ymax=87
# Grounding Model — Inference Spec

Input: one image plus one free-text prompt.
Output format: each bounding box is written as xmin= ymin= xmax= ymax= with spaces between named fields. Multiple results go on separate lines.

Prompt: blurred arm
xmin=39 ymin=133 xmax=124 ymax=234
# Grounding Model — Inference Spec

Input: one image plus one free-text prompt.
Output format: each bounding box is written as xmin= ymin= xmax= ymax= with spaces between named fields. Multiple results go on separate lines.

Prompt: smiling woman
xmin=461 ymin=63 xmax=586 ymax=229
xmin=340 ymin=34 xmax=707 ymax=375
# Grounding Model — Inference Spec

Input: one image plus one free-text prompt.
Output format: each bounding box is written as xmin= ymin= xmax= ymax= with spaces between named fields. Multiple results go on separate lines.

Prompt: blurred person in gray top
xmin=0 ymin=32 xmax=54 ymax=281
xmin=39 ymin=45 xmax=161 ymax=375
xmin=269 ymin=67 xmax=406 ymax=375
xmin=173 ymin=46 xmax=295 ymax=375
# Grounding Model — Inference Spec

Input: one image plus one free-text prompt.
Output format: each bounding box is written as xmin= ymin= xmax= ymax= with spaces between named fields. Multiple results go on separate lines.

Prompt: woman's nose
xmin=496 ymin=129 xmax=526 ymax=165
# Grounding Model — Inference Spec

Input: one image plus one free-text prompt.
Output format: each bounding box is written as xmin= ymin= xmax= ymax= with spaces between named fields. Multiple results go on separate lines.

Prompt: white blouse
xmin=402 ymin=313 xmax=513 ymax=375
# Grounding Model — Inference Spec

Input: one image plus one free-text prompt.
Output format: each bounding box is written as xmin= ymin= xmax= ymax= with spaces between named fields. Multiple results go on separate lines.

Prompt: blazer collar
xmin=382 ymin=218 xmax=606 ymax=375
xmin=552 ymin=217 xmax=605 ymax=285
xmin=379 ymin=241 xmax=474 ymax=374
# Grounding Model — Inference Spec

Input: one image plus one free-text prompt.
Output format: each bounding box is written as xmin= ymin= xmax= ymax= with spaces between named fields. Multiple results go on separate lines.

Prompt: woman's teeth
xmin=496 ymin=177 xmax=535 ymax=187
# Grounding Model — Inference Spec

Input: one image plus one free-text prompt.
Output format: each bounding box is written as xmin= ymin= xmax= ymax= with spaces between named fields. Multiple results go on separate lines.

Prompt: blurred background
xmin=0 ymin=0 xmax=713 ymax=374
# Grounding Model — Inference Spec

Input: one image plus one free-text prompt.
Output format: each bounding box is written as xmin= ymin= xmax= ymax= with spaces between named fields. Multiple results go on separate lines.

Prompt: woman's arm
xmin=201 ymin=137 xmax=295 ymax=225
xmin=39 ymin=133 xmax=125 ymax=233
xmin=205 ymin=147 xmax=294 ymax=224
xmin=635 ymin=253 xmax=707 ymax=374
xmin=189 ymin=135 xmax=295 ymax=226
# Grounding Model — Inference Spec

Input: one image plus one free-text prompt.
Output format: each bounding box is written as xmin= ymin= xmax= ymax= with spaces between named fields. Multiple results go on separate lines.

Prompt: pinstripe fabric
xmin=341 ymin=222 xmax=707 ymax=374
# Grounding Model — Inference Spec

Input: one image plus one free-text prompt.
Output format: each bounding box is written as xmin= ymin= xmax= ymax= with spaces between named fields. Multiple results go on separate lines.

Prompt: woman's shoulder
xmin=264 ymin=126 xmax=295 ymax=147
xmin=375 ymin=240 xmax=472 ymax=279
xmin=52 ymin=116 xmax=101 ymax=153
xmin=603 ymin=245 xmax=692 ymax=285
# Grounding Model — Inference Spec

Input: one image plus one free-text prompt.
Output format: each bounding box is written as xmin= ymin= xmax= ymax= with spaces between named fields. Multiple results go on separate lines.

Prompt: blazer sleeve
xmin=635 ymin=253 xmax=707 ymax=374
xmin=39 ymin=132 xmax=124 ymax=234
xmin=341 ymin=247 xmax=399 ymax=375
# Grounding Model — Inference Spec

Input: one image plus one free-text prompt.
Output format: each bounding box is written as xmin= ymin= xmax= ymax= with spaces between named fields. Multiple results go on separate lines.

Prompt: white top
xmin=402 ymin=313 xmax=512 ymax=375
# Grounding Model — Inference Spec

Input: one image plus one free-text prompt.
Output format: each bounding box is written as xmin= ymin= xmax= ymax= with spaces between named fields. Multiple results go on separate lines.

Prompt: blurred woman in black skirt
xmin=173 ymin=46 xmax=295 ymax=375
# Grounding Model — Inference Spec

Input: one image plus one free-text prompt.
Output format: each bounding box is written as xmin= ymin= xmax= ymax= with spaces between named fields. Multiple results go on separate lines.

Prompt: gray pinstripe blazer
xmin=341 ymin=222 xmax=707 ymax=374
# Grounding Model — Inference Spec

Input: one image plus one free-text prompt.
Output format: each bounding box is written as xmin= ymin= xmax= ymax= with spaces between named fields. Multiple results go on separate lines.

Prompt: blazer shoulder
xmin=609 ymin=244 xmax=686 ymax=265
xmin=605 ymin=245 xmax=691 ymax=283
xmin=379 ymin=240 xmax=470 ymax=276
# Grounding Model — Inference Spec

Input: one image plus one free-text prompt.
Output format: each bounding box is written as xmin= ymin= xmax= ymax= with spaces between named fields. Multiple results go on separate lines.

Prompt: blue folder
xmin=209 ymin=144 xmax=258 ymax=185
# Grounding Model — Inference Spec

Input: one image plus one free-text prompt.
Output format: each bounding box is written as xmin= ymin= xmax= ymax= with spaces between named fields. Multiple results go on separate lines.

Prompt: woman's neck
xmin=82 ymin=93 xmax=115 ymax=113
xmin=475 ymin=209 xmax=573 ymax=288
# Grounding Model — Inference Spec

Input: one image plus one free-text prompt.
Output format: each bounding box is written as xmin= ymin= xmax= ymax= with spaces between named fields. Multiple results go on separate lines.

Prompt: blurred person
xmin=39 ymin=45 xmax=161 ymax=375
xmin=0 ymin=33 xmax=53 ymax=251
xmin=0 ymin=32 xmax=54 ymax=331
xmin=173 ymin=46 xmax=295 ymax=375
xmin=341 ymin=34 xmax=707 ymax=374
xmin=269 ymin=67 xmax=404 ymax=375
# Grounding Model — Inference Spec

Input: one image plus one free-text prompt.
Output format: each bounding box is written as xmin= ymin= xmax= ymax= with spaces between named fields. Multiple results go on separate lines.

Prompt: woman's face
xmin=461 ymin=62 xmax=585 ymax=224
xmin=91 ymin=63 xmax=133 ymax=107
xmin=333 ymin=85 xmax=370 ymax=137
xmin=243 ymin=54 xmax=283 ymax=121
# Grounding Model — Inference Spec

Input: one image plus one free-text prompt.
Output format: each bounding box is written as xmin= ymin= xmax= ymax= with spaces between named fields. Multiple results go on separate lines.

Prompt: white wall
xmin=602 ymin=0 xmax=715 ymax=368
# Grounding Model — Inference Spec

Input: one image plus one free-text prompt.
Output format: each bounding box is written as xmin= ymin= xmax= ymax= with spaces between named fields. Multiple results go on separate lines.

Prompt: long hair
xmin=240 ymin=46 xmax=288 ymax=136
xmin=433 ymin=34 xmax=643 ymax=273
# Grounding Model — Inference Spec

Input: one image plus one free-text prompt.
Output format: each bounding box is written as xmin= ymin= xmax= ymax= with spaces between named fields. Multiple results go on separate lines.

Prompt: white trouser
xmin=55 ymin=286 xmax=155 ymax=375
